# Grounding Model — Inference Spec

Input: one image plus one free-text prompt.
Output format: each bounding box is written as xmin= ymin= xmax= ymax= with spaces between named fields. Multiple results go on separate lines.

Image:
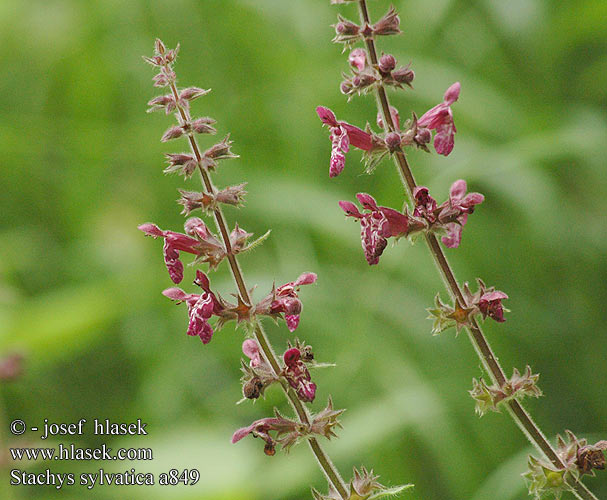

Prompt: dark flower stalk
xmin=140 ymin=40 xmax=410 ymax=499
xmin=317 ymin=2 xmax=604 ymax=499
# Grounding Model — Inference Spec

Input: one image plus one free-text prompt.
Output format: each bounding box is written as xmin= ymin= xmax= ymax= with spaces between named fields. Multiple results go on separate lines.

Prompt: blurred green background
xmin=1 ymin=0 xmax=606 ymax=498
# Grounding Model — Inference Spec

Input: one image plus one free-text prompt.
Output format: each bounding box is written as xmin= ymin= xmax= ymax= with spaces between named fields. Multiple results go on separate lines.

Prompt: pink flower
xmin=340 ymin=193 xmax=413 ymax=265
xmin=316 ymin=106 xmax=373 ymax=177
xmin=139 ymin=219 xmax=228 ymax=283
xmin=255 ymin=273 xmax=318 ymax=332
xmin=283 ymin=347 xmax=316 ymax=402
xmin=348 ymin=48 xmax=367 ymax=71
xmin=439 ymin=180 xmax=484 ymax=249
xmin=231 ymin=415 xmax=300 ymax=456
xmin=139 ymin=223 xmax=200 ymax=284
xmin=242 ymin=339 xmax=262 ymax=367
xmin=478 ymin=290 xmax=509 ymax=323
xmin=418 ymin=82 xmax=460 ymax=156
xmin=162 ymin=270 xmax=223 ymax=344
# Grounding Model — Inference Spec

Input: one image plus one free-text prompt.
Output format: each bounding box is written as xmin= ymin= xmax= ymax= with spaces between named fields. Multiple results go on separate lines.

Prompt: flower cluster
xmin=428 ymin=278 xmax=509 ymax=335
xmin=524 ymin=431 xmax=607 ymax=499
xmin=339 ymin=180 xmax=484 ymax=266
xmin=469 ymin=366 xmax=542 ymax=416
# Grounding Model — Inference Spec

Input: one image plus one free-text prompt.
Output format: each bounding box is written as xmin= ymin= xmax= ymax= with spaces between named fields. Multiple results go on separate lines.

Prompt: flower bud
xmin=161 ymin=125 xmax=184 ymax=142
xmin=352 ymin=73 xmax=377 ymax=89
xmin=335 ymin=20 xmax=359 ymax=36
xmin=379 ymin=54 xmax=396 ymax=73
xmin=392 ymin=66 xmax=415 ymax=86
xmin=385 ymin=132 xmax=402 ymax=151
xmin=415 ymin=127 xmax=432 ymax=145
xmin=372 ymin=6 xmax=401 ymax=36
xmin=340 ymin=80 xmax=354 ymax=96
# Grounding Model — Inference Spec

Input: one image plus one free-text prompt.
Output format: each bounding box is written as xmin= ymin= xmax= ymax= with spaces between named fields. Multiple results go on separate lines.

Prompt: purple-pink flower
xmin=418 ymin=82 xmax=460 ymax=156
xmin=316 ymin=106 xmax=373 ymax=177
xmin=411 ymin=180 xmax=484 ymax=249
xmin=340 ymin=193 xmax=414 ymax=265
xmin=162 ymin=270 xmax=224 ymax=344
xmin=478 ymin=291 xmax=509 ymax=323
xmin=348 ymin=48 xmax=367 ymax=72
xmin=255 ymin=273 xmax=318 ymax=332
xmin=138 ymin=223 xmax=201 ymax=283
xmin=242 ymin=339 xmax=262 ymax=367
xmin=283 ymin=347 xmax=316 ymax=402
xmin=438 ymin=180 xmax=484 ymax=248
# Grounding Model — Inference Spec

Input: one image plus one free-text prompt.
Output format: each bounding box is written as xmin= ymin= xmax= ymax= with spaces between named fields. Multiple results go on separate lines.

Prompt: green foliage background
xmin=1 ymin=0 xmax=606 ymax=499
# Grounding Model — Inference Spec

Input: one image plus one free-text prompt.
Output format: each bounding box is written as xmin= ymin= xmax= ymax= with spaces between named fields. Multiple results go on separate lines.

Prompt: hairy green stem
xmin=356 ymin=1 xmax=598 ymax=499
xmin=166 ymin=79 xmax=349 ymax=499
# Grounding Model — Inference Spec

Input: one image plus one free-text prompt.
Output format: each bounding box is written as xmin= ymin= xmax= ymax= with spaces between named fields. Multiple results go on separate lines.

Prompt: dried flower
xmin=418 ymin=82 xmax=460 ymax=156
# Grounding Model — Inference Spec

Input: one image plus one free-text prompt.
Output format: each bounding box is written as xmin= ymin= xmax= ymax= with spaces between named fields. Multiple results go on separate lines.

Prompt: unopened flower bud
xmin=191 ymin=117 xmax=217 ymax=135
xmin=415 ymin=127 xmax=432 ymax=145
xmin=353 ymin=73 xmax=376 ymax=89
xmin=264 ymin=443 xmax=276 ymax=456
xmin=340 ymin=80 xmax=354 ymax=95
xmin=372 ymin=6 xmax=401 ymax=36
xmin=379 ymin=54 xmax=396 ymax=73
xmin=216 ymin=183 xmax=247 ymax=206
xmin=154 ymin=38 xmax=166 ymax=55
xmin=161 ymin=125 xmax=184 ymax=142
xmin=392 ymin=67 xmax=415 ymax=86
xmin=335 ymin=20 xmax=359 ymax=36
xmin=385 ymin=132 xmax=402 ymax=151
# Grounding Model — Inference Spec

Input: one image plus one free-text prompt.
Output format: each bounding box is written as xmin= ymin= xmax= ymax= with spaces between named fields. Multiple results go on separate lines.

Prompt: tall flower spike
xmin=320 ymin=2 xmax=601 ymax=498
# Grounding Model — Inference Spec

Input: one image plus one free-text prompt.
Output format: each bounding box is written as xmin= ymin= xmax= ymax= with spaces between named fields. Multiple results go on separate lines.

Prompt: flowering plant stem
xmin=356 ymin=1 xmax=598 ymax=499
xmin=166 ymin=80 xmax=349 ymax=499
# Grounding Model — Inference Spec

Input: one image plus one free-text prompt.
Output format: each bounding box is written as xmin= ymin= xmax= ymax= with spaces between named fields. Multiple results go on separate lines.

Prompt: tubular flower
xmin=255 ymin=273 xmax=318 ymax=332
xmin=162 ymin=270 xmax=224 ymax=344
xmin=138 ymin=223 xmax=202 ymax=283
xmin=412 ymin=180 xmax=484 ymax=249
xmin=418 ymin=82 xmax=460 ymax=156
xmin=438 ymin=180 xmax=484 ymax=248
xmin=478 ymin=291 xmax=509 ymax=323
xmin=283 ymin=347 xmax=317 ymax=402
xmin=340 ymin=193 xmax=415 ymax=265
xmin=316 ymin=106 xmax=373 ymax=177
